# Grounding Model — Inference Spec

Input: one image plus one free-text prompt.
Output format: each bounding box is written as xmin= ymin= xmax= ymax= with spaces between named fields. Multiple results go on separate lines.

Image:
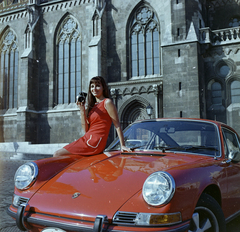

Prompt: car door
xmin=222 ymin=127 xmax=240 ymax=215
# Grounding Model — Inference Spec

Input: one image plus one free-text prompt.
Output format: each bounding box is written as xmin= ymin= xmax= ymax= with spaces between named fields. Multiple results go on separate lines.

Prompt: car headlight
xmin=14 ymin=162 xmax=38 ymax=190
xmin=143 ymin=171 xmax=175 ymax=206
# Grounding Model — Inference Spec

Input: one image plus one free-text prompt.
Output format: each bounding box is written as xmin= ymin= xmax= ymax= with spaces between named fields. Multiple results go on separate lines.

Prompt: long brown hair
xmin=86 ymin=76 xmax=109 ymax=116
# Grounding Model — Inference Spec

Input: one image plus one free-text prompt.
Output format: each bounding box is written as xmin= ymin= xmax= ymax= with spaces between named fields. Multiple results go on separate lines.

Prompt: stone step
xmin=10 ymin=152 xmax=52 ymax=161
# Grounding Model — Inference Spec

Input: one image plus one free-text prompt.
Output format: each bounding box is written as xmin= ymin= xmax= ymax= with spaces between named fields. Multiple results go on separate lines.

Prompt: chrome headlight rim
xmin=143 ymin=171 xmax=175 ymax=207
xmin=14 ymin=162 xmax=38 ymax=190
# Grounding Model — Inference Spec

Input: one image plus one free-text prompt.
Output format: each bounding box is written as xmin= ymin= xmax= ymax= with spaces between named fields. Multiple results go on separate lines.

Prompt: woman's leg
xmin=53 ymin=148 xmax=72 ymax=157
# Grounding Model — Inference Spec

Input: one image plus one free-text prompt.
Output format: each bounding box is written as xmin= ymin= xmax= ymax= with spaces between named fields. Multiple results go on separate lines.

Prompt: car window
xmin=222 ymin=128 xmax=240 ymax=158
xmin=107 ymin=120 xmax=221 ymax=156
xmin=125 ymin=128 xmax=151 ymax=147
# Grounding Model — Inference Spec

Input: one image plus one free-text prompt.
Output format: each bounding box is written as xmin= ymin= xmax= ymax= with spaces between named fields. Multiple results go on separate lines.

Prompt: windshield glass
xmin=106 ymin=120 xmax=220 ymax=157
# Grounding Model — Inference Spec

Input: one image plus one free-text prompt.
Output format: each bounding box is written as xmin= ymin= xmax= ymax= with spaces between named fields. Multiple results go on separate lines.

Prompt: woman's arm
xmin=105 ymin=99 xmax=131 ymax=152
xmin=77 ymin=102 xmax=89 ymax=133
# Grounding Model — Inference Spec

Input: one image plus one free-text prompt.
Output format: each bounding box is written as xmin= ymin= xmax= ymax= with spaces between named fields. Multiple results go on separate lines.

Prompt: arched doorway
xmin=119 ymin=96 xmax=154 ymax=130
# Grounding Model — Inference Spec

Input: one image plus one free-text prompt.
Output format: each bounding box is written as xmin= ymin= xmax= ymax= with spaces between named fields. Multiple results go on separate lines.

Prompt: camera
xmin=77 ymin=92 xmax=87 ymax=103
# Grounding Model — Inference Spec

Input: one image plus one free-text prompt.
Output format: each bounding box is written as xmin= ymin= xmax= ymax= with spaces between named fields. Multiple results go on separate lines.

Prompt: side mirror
xmin=229 ymin=150 xmax=240 ymax=162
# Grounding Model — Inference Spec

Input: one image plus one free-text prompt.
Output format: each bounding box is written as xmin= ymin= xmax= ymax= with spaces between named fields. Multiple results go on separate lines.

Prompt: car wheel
xmin=188 ymin=193 xmax=226 ymax=232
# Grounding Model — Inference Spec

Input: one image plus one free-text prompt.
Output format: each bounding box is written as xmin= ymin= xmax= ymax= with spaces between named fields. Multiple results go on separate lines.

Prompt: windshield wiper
xmin=154 ymin=145 xmax=185 ymax=153
xmin=154 ymin=145 xmax=219 ymax=153
xmin=184 ymin=146 xmax=219 ymax=152
xmin=130 ymin=145 xmax=145 ymax=151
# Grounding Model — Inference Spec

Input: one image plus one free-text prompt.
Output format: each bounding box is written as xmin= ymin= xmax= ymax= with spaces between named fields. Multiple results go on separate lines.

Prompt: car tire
xmin=188 ymin=193 xmax=226 ymax=232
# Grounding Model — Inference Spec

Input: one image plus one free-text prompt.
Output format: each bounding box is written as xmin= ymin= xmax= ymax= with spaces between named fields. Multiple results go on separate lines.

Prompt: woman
xmin=54 ymin=76 xmax=130 ymax=157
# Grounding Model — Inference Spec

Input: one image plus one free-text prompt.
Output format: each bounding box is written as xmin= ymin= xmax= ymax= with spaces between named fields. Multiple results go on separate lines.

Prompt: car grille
xmin=17 ymin=197 xmax=29 ymax=206
xmin=113 ymin=211 xmax=138 ymax=225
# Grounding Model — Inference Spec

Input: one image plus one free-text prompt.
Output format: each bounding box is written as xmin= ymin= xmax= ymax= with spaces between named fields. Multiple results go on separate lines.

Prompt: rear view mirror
xmin=229 ymin=150 xmax=240 ymax=162
xmin=160 ymin=127 xmax=175 ymax=134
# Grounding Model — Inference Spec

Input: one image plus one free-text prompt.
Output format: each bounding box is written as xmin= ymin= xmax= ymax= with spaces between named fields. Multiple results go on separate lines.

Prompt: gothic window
xmin=129 ymin=5 xmax=160 ymax=78
xmin=231 ymin=80 xmax=240 ymax=103
xmin=56 ymin=17 xmax=82 ymax=104
xmin=93 ymin=13 xmax=99 ymax=37
xmin=211 ymin=82 xmax=222 ymax=105
xmin=0 ymin=30 xmax=18 ymax=109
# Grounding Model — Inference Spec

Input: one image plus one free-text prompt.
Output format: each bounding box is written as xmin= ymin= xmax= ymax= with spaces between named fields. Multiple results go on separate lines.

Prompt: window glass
xmin=14 ymin=51 xmax=18 ymax=108
xmin=222 ymin=128 xmax=240 ymax=158
xmin=129 ymin=5 xmax=160 ymax=78
xmin=108 ymin=120 xmax=220 ymax=156
xmin=231 ymin=81 xmax=240 ymax=104
xmin=56 ymin=17 xmax=81 ymax=104
xmin=0 ymin=30 xmax=18 ymax=109
xmin=211 ymin=82 xmax=222 ymax=105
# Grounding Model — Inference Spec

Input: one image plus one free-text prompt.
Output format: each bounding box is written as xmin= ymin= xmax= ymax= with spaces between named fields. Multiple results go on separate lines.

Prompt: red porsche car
xmin=7 ymin=118 xmax=240 ymax=232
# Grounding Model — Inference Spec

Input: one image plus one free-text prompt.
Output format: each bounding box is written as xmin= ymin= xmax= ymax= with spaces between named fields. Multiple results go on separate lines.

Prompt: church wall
xmin=162 ymin=42 xmax=201 ymax=118
xmin=0 ymin=0 xmax=240 ymax=145
xmin=204 ymin=43 xmax=240 ymax=134
xmin=0 ymin=13 xmax=30 ymax=142
xmin=107 ymin=0 xmax=172 ymax=82
xmin=37 ymin=1 xmax=96 ymax=143
xmin=106 ymin=0 xmax=169 ymax=130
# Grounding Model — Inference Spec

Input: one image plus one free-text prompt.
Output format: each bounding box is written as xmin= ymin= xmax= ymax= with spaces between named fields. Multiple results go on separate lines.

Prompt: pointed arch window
xmin=231 ymin=80 xmax=240 ymax=103
xmin=0 ymin=30 xmax=18 ymax=109
xmin=56 ymin=17 xmax=82 ymax=104
xmin=129 ymin=5 xmax=160 ymax=78
xmin=211 ymin=82 xmax=222 ymax=105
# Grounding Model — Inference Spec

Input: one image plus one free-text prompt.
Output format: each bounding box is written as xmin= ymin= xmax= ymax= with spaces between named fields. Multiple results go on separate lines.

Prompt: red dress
xmin=64 ymin=99 xmax=112 ymax=155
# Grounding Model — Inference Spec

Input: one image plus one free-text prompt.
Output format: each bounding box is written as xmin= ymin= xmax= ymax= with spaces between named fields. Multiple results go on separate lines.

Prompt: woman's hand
xmin=76 ymin=101 xmax=85 ymax=112
xmin=121 ymin=145 xmax=131 ymax=152
xmin=77 ymin=100 xmax=89 ymax=132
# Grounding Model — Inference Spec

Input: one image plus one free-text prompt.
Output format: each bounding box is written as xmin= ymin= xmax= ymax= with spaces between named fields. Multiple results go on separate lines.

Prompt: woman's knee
xmin=53 ymin=149 xmax=63 ymax=157
xmin=53 ymin=150 xmax=60 ymax=157
xmin=53 ymin=148 xmax=70 ymax=157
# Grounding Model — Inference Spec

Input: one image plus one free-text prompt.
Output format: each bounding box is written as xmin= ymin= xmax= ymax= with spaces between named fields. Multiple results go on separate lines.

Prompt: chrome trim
xmin=8 ymin=208 xmax=94 ymax=232
xmin=226 ymin=210 xmax=240 ymax=224
xmin=113 ymin=211 xmax=138 ymax=225
xmin=113 ymin=211 xmax=182 ymax=226
xmin=8 ymin=207 xmax=188 ymax=231
xmin=109 ymin=223 xmax=189 ymax=232
xmin=13 ymin=195 xmax=29 ymax=207
xmin=27 ymin=217 xmax=93 ymax=232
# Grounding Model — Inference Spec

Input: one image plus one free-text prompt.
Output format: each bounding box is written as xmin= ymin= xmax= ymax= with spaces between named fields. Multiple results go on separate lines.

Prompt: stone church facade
xmin=0 ymin=0 xmax=240 ymax=145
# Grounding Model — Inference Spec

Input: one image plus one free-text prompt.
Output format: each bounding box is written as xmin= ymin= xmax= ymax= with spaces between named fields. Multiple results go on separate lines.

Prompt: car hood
xmin=29 ymin=151 xmax=207 ymax=221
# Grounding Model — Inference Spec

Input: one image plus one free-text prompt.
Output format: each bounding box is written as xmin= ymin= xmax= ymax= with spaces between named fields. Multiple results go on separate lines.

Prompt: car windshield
xmin=106 ymin=120 xmax=220 ymax=157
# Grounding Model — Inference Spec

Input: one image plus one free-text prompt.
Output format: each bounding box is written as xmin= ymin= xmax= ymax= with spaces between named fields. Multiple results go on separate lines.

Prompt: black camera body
xmin=77 ymin=92 xmax=87 ymax=103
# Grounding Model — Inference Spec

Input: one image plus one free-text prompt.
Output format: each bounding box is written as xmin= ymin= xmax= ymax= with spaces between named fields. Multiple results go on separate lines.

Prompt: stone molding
xmin=0 ymin=10 xmax=27 ymax=23
xmin=41 ymin=0 xmax=91 ymax=14
xmin=0 ymin=0 xmax=92 ymax=23
xmin=208 ymin=0 xmax=240 ymax=8
xmin=109 ymin=79 xmax=162 ymax=97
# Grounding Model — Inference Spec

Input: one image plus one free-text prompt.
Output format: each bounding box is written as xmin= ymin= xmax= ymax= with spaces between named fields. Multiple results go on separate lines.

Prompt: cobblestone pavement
xmin=0 ymin=153 xmax=240 ymax=231
xmin=0 ymin=156 xmax=26 ymax=232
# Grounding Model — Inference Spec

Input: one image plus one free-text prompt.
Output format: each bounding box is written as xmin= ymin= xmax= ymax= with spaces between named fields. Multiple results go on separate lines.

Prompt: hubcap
xmin=188 ymin=206 xmax=219 ymax=232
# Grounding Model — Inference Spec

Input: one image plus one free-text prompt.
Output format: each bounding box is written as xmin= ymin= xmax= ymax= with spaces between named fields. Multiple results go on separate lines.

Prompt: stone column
xmin=16 ymin=1 xmax=39 ymax=143
xmin=88 ymin=0 xmax=106 ymax=80
xmin=153 ymin=83 xmax=163 ymax=118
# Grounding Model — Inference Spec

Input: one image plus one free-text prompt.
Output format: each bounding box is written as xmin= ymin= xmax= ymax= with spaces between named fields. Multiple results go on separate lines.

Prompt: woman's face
xmin=90 ymin=81 xmax=104 ymax=99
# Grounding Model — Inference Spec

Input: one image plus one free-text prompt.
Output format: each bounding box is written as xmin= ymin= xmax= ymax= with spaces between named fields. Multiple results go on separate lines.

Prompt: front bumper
xmin=7 ymin=205 xmax=190 ymax=232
